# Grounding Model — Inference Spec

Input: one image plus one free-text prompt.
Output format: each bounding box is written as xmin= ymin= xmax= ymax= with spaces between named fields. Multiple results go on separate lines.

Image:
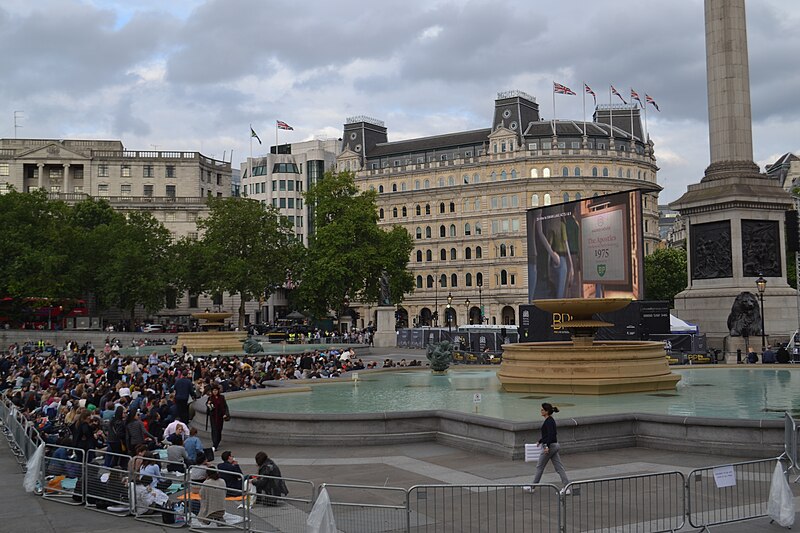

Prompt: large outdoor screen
xmin=525 ymin=190 xmax=644 ymax=301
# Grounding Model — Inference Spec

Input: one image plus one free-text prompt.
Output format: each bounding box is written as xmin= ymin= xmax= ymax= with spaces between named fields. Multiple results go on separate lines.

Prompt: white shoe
xmin=522 ymin=486 xmax=535 ymax=493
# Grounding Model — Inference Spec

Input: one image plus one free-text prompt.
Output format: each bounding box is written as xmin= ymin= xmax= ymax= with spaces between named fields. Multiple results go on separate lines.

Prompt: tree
xmin=294 ymin=170 xmax=414 ymax=320
xmin=193 ymin=197 xmax=302 ymax=329
xmin=644 ymin=247 xmax=688 ymax=306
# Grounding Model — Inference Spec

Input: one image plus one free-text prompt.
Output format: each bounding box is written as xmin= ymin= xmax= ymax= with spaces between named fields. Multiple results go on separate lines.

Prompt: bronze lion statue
xmin=243 ymin=337 xmax=265 ymax=354
xmin=726 ymin=291 xmax=762 ymax=337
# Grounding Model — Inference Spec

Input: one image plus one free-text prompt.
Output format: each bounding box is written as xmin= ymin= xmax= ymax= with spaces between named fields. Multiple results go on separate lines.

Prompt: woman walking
xmin=206 ymin=385 xmax=229 ymax=451
xmin=525 ymin=402 xmax=570 ymax=494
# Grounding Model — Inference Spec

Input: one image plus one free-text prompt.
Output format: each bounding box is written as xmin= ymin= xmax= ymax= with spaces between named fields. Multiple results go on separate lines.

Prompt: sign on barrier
xmin=247 ymin=473 xmax=314 ymax=533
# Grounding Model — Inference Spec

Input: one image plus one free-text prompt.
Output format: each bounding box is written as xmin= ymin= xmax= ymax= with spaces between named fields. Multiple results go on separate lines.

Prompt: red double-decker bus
xmin=0 ymin=297 xmax=89 ymax=330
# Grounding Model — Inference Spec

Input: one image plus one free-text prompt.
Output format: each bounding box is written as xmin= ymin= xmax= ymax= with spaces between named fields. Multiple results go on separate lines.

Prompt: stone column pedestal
xmin=373 ymin=306 xmax=396 ymax=348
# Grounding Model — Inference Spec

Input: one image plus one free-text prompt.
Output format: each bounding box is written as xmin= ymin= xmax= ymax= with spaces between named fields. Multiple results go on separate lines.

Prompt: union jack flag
xmin=584 ymin=83 xmax=597 ymax=106
xmin=630 ymin=88 xmax=642 ymax=106
xmin=276 ymin=120 xmax=294 ymax=130
xmin=646 ymin=94 xmax=660 ymax=112
xmin=611 ymin=85 xmax=627 ymax=104
xmin=553 ymin=82 xmax=576 ymax=95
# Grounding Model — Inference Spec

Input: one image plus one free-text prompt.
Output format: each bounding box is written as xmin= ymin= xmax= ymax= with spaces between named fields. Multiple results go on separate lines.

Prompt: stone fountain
xmin=173 ymin=312 xmax=246 ymax=354
xmin=497 ymin=298 xmax=681 ymax=394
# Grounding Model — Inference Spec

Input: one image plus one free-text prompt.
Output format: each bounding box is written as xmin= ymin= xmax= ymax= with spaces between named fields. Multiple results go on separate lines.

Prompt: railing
xmin=1 ymin=390 xmax=794 ymax=532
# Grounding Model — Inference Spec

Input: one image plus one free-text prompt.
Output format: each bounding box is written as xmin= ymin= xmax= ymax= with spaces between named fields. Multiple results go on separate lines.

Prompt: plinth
xmin=174 ymin=312 xmax=246 ymax=353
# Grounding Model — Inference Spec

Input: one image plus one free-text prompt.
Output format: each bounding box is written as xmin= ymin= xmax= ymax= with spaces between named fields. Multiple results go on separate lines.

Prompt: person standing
xmin=173 ymin=368 xmax=196 ymax=423
xmin=205 ymin=385 xmax=229 ymax=451
xmin=525 ymin=402 xmax=570 ymax=494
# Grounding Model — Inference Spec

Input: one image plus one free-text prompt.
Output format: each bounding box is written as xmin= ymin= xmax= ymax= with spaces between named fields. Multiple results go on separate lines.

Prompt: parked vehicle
xmin=142 ymin=324 xmax=164 ymax=333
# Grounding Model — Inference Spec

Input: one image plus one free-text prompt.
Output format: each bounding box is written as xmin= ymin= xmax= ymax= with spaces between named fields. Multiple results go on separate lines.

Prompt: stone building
xmin=336 ymin=91 xmax=662 ymax=329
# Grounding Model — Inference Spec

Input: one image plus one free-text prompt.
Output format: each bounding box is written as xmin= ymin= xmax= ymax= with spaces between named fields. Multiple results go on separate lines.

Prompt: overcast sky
xmin=1 ymin=0 xmax=798 ymax=203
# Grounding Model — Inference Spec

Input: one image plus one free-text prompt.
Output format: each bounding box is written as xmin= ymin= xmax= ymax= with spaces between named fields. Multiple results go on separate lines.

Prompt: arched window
xmin=466 ymin=273 xmax=473 ymax=286
xmin=544 ymin=193 xmax=551 ymax=205
xmin=475 ymin=222 xmax=482 ymax=235
xmin=425 ymin=226 xmax=432 ymax=238
xmin=379 ymin=208 xmax=384 ymax=219
xmin=501 ymin=170 xmax=507 ymax=180
xmin=501 ymin=269 xmax=508 ymax=285
xmin=476 ymin=246 xmax=483 ymax=259
xmin=439 ymin=202 xmax=445 ymax=214
xmin=426 ymin=249 xmax=432 ymax=261
xmin=401 ymin=182 xmax=407 ymax=191
xmin=474 ymin=199 xmax=480 ymax=210
xmin=438 ymin=177 xmax=445 ymax=187
xmin=416 ymin=250 xmax=422 ymax=262
xmin=543 ymin=168 xmax=551 ymax=178
xmin=602 ymin=167 xmax=609 ymax=177
xmin=392 ymin=184 xmax=397 ymax=192
xmin=563 ymin=192 xmax=570 ymax=203
xmin=426 ymin=275 xmax=434 ymax=289
xmin=425 ymin=204 xmax=431 ymax=215
xmin=440 ymin=274 xmax=447 ymax=288
xmin=415 ymin=180 xmax=420 ymax=190
xmin=379 ymin=185 xmax=384 ymax=193
xmin=562 ymin=167 xmax=569 ymax=177
xmin=501 ymin=196 xmax=508 ymax=208
xmin=449 ymin=202 xmax=455 ymax=213
xmin=450 ymin=248 xmax=456 ymax=260
xmin=448 ymin=176 xmax=455 ymax=186
xmin=511 ymin=195 xmax=518 ymax=207
xmin=415 ymin=227 xmax=422 ymax=239
xmin=416 ymin=276 xmax=423 ymax=289
xmin=491 ymin=171 xmax=496 ymax=181
xmin=402 ymin=206 xmax=407 ymax=217
xmin=473 ymin=173 xmax=480 ymax=183
xmin=574 ymin=167 xmax=581 ymax=176
xmin=416 ymin=205 xmax=421 ymax=216
xmin=511 ymin=170 xmax=517 ymax=179
xmin=618 ymin=168 xmax=623 ymax=178
xmin=440 ymin=249 xmax=447 ymax=261
xmin=626 ymin=169 xmax=631 ymax=178
xmin=439 ymin=225 xmax=446 ymax=238
xmin=451 ymin=273 xmax=458 ymax=287
xmin=500 ymin=243 xmax=507 ymax=257
xmin=476 ymin=272 xmax=483 ymax=286
xmin=449 ymin=224 xmax=456 ymax=237
xmin=465 ymin=247 xmax=472 ymax=260
xmin=392 ymin=207 xmax=398 ymax=217
xmin=465 ymin=223 xmax=471 ymax=236
xmin=531 ymin=168 xmax=539 ymax=178
xmin=424 ymin=179 xmax=430 ymax=188
xmin=532 ymin=194 xmax=540 ymax=207
xmin=575 ymin=192 xmax=581 ymax=201
xmin=592 ymin=167 xmax=598 ymax=177
xmin=510 ymin=244 xmax=515 ymax=256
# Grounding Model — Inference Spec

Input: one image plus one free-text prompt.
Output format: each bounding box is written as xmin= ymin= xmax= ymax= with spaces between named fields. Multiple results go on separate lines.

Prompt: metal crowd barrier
xmin=248 ymin=473 xmax=314 ymax=533
xmin=686 ymin=456 xmax=788 ymax=530
xmin=41 ymin=443 xmax=86 ymax=505
xmin=184 ymin=465 xmax=247 ymax=531
xmin=407 ymin=483 xmax=561 ymax=533
xmin=132 ymin=454 xmax=190 ymax=528
xmin=322 ymin=483 xmax=408 ymax=533
xmin=85 ymin=450 xmax=132 ymax=515
xmin=785 ymin=412 xmax=800 ymax=483
xmin=563 ymin=471 xmax=685 ymax=533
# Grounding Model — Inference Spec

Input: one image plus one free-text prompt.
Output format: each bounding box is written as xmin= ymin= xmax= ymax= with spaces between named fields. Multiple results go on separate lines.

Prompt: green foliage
xmin=644 ymin=247 xmax=688 ymax=307
xmin=191 ymin=197 xmax=302 ymax=328
xmin=294 ymin=171 xmax=414 ymax=319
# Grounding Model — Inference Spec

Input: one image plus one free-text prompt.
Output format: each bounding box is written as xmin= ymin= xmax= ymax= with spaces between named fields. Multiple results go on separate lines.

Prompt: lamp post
xmin=756 ymin=274 xmax=767 ymax=351
xmin=446 ymin=292 xmax=453 ymax=332
xmin=477 ymin=279 xmax=484 ymax=324
xmin=342 ymin=295 xmax=349 ymax=334
xmin=465 ymin=298 xmax=471 ymax=325
xmin=433 ymin=274 xmax=439 ymax=327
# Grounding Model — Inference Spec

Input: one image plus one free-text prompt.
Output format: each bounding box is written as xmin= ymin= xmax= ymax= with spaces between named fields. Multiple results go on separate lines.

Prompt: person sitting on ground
xmin=217 ymin=450 xmax=244 ymax=496
xmin=166 ymin=434 xmax=190 ymax=473
xmin=198 ymin=468 xmax=227 ymax=525
xmin=139 ymin=452 xmax=172 ymax=492
xmin=183 ymin=427 xmax=205 ymax=465
xmin=762 ymin=345 xmax=777 ymax=364
xmin=252 ymin=451 xmax=289 ymax=505
xmin=746 ymin=348 xmax=759 ymax=364
xmin=163 ymin=418 xmax=190 ymax=444
xmin=133 ymin=474 xmax=169 ymax=516
xmin=777 ymin=344 xmax=791 ymax=364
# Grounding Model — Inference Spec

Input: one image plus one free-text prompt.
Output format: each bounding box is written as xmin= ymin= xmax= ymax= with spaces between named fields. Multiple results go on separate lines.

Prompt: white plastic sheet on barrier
xmin=306 ymin=487 xmax=337 ymax=533
xmin=768 ymin=461 xmax=795 ymax=528
xmin=24 ymin=442 xmax=45 ymax=492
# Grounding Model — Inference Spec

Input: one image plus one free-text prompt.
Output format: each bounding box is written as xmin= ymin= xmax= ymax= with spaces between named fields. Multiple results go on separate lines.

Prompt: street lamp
xmin=446 ymin=292 xmax=453 ymax=332
xmin=477 ymin=278 xmax=484 ymax=324
xmin=342 ymin=295 xmax=349 ymax=334
xmin=433 ymin=274 xmax=439 ymax=327
xmin=756 ymin=274 xmax=767 ymax=351
xmin=465 ymin=298 xmax=471 ymax=325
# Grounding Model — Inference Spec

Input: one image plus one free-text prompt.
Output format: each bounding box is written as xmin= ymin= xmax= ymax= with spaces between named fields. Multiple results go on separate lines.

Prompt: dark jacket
xmin=538 ymin=416 xmax=558 ymax=446
xmin=254 ymin=459 xmax=289 ymax=497
xmin=173 ymin=377 xmax=195 ymax=401
xmin=217 ymin=460 xmax=244 ymax=496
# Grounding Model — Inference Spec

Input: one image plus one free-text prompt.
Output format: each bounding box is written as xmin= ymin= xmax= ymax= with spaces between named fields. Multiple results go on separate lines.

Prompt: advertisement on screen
xmin=525 ymin=190 xmax=644 ymax=301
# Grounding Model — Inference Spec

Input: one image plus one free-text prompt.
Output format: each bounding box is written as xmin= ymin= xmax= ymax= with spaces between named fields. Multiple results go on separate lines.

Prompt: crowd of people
xmin=0 ymin=337 xmax=393 ymax=521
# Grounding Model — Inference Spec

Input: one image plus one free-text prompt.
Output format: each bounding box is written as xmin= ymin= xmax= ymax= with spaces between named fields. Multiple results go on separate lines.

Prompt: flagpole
xmin=552 ymin=83 xmax=556 ymax=134
xmin=643 ymin=96 xmax=649 ymax=142
xmin=276 ymin=122 xmax=279 ymax=150
xmin=249 ymin=124 xmax=254 ymax=198
xmin=609 ymin=86 xmax=614 ymax=141
xmin=630 ymin=92 xmax=635 ymax=143
xmin=582 ymin=81 xmax=586 ymax=137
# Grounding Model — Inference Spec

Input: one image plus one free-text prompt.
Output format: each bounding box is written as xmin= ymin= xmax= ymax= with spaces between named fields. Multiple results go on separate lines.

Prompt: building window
xmin=562 ymin=167 xmax=569 ymax=177
xmin=50 ymin=185 xmax=61 ymax=193
xmin=416 ymin=205 xmax=421 ymax=216
xmin=426 ymin=226 xmax=432 ymax=238
xmin=120 ymin=165 xmax=131 ymax=177
xmin=439 ymin=202 xmax=445 ymax=214
xmin=592 ymin=167 xmax=598 ymax=177
xmin=563 ymin=192 xmax=570 ymax=203
xmin=379 ymin=208 xmax=384 ymax=219
xmin=143 ymin=165 xmax=154 ymax=178
xmin=532 ymin=194 xmax=540 ymax=207
xmin=474 ymin=199 xmax=480 ymax=210
xmin=603 ymin=167 xmax=609 ymax=177
xmin=466 ymin=273 xmax=472 ymax=286
xmin=449 ymin=202 xmax=455 ymax=213
xmin=425 ymin=204 xmax=431 ymax=215
xmin=166 ymin=165 xmax=176 ymax=178
xmin=416 ymin=251 xmax=422 ymax=262
xmin=415 ymin=180 xmax=420 ymax=190
xmin=476 ymin=272 xmax=483 ymax=286
xmin=543 ymin=168 xmax=551 ymax=178
xmin=450 ymin=248 xmax=456 ymax=260
xmin=451 ymin=274 xmax=458 ymax=287
xmin=439 ymin=225 xmax=446 ymax=238
xmin=544 ymin=193 xmax=551 ymax=205
xmin=416 ymin=276 xmax=423 ymax=289
xmin=426 ymin=250 xmax=432 ymax=262
xmin=500 ymin=270 xmax=508 ymax=285
xmin=574 ymin=167 xmax=581 ymax=176
xmin=491 ymin=197 xmax=498 ymax=209
xmin=476 ymin=246 xmax=482 ymax=259
xmin=426 ymin=275 xmax=434 ymax=289
xmin=98 ymin=164 xmax=109 ymax=177
xmin=449 ymin=224 xmax=456 ymax=237
xmin=166 ymin=185 xmax=176 ymax=197
xmin=440 ymin=249 xmax=447 ymax=261
xmin=392 ymin=184 xmax=398 ymax=192
xmin=415 ymin=227 xmax=422 ymax=239
xmin=379 ymin=185 xmax=384 ymax=193
xmin=465 ymin=247 xmax=472 ymax=260
xmin=473 ymin=173 xmax=480 ymax=183
xmin=0 ymin=163 xmax=8 ymax=176
xmin=120 ymin=184 xmax=131 ymax=195
xmin=49 ymin=168 xmax=63 ymax=179
xmin=465 ymin=223 xmax=471 ymax=236
xmin=475 ymin=222 xmax=482 ymax=235
xmin=288 ymin=198 xmax=295 ymax=209
xmin=98 ymin=184 xmax=109 ymax=195
xmin=440 ymin=274 xmax=447 ymax=288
